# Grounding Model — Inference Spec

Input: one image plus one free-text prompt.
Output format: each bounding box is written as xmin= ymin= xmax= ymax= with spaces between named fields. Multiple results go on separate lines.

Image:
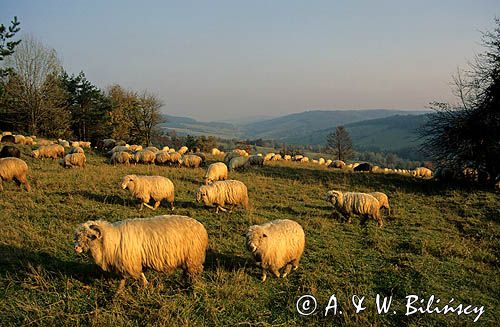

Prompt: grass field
xmin=0 ymin=147 xmax=498 ymax=326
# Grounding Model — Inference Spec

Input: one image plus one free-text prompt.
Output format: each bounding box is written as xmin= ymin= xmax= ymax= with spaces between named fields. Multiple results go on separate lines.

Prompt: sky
xmin=1 ymin=1 xmax=499 ymax=121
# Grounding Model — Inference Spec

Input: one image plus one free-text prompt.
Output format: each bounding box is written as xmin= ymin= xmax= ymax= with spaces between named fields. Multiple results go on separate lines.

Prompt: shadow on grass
xmin=0 ymin=245 xmax=109 ymax=284
xmin=205 ymin=249 xmax=250 ymax=272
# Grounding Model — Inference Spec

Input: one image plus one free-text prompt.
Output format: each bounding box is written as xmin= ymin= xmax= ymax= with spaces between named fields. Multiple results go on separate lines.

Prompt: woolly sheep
xmin=128 ymin=145 xmax=143 ymax=152
xmin=412 ymin=167 xmax=433 ymax=178
xmin=71 ymin=141 xmax=80 ymax=148
xmin=100 ymin=138 xmax=116 ymax=150
xmin=133 ymin=149 xmax=156 ymax=164
xmin=211 ymin=148 xmax=221 ymax=156
xmin=232 ymin=149 xmax=248 ymax=157
xmin=155 ymin=151 xmax=171 ymax=165
xmin=2 ymin=131 xmax=12 ymax=136
xmin=246 ymin=155 xmax=264 ymax=167
xmin=318 ymin=158 xmax=325 ymax=165
xmin=79 ymin=141 xmax=91 ymax=148
xmin=37 ymin=139 xmax=54 ymax=146
xmin=178 ymin=146 xmax=188 ymax=155
xmin=246 ymin=219 xmax=305 ymax=282
xmin=312 ymin=159 xmax=319 ymax=164
xmin=168 ymin=148 xmax=176 ymax=153
xmin=300 ymin=157 xmax=309 ymax=163
xmin=271 ymin=154 xmax=282 ymax=161
xmin=24 ymin=137 xmax=34 ymax=145
xmin=162 ymin=146 xmax=170 ymax=152
xmin=32 ymin=144 xmax=65 ymax=159
xmin=326 ymin=190 xmax=383 ymax=227
xmin=369 ymin=192 xmax=390 ymax=214
xmin=229 ymin=156 xmax=248 ymax=171
xmin=330 ymin=160 xmax=345 ymax=169
xmin=0 ymin=135 xmax=15 ymax=143
xmin=108 ymin=145 xmax=130 ymax=155
xmin=144 ymin=146 xmax=159 ymax=153
xmin=180 ymin=154 xmax=203 ymax=168
xmin=204 ymin=162 xmax=228 ymax=185
xmin=168 ymin=152 xmax=182 ymax=166
xmin=110 ymin=151 xmax=132 ymax=165
xmin=224 ymin=152 xmax=241 ymax=165
xmin=0 ymin=145 xmax=21 ymax=158
xmin=325 ymin=159 xmax=333 ymax=166
xmin=58 ymin=140 xmax=70 ymax=147
xmin=293 ymin=155 xmax=303 ymax=161
xmin=0 ymin=157 xmax=31 ymax=191
xmin=196 ymin=180 xmax=249 ymax=213
xmin=121 ymin=175 xmax=175 ymax=210
xmin=354 ymin=162 xmax=372 ymax=172
xmin=263 ymin=153 xmax=275 ymax=161
xmin=14 ymin=135 xmax=26 ymax=145
xmin=283 ymin=155 xmax=292 ymax=161
xmin=69 ymin=146 xmax=84 ymax=154
xmin=74 ymin=215 xmax=208 ymax=292
xmin=60 ymin=152 xmax=86 ymax=168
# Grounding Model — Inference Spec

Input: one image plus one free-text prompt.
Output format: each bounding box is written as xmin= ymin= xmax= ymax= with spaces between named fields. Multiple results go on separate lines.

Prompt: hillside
xmin=159 ymin=114 xmax=242 ymax=139
xmin=0 ymin=147 xmax=498 ymax=325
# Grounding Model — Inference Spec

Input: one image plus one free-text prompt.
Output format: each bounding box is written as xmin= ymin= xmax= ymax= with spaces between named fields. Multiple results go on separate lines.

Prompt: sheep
xmin=0 ymin=135 xmax=15 ymax=143
xmin=133 ymin=149 xmax=156 ymax=164
xmin=293 ymin=155 xmax=303 ymax=161
xmin=283 ymin=155 xmax=292 ymax=161
xmin=232 ymin=149 xmax=248 ymax=157
xmin=110 ymin=151 xmax=133 ymax=165
xmin=60 ymin=152 xmax=86 ymax=168
xmin=37 ymin=139 xmax=54 ymax=146
xmin=352 ymin=163 xmax=360 ymax=169
xmin=32 ymin=144 xmax=65 ymax=159
xmin=246 ymin=155 xmax=264 ymax=167
xmin=196 ymin=180 xmax=248 ymax=213
xmin=74 ymin=215 xmax=208 ymax=292
xmin=229 ymin=156 xmax=248 ymax=171
xmin=312 ymin=159 xmax=319 ymax=164
xmin=246 ymin=219 xmax=305 ymax=282
xmin=180 ymin=154 xmax=203 ymax=168
xmin=168 ymin=148 xmax=176 ymax=153
xmin=99 ymin=138 xmax=116 ymax=150
xmin=24 ymin=137 xmax=34 ymax=145
xmin=318 ymin=158 xmax=325 ymax=165
xmin=144 ymin=146 xmax=159 ymax=153
xmin=162 ymin=146 xmax=170 ymax=152
xmin=412 ymin=167 xmax=433 ymax=178
xmin=108 ymin=145 xmax=130 ymax=155
xmin=128 ymin=145 xmax=143 ymax=152
xmin=211 ymin=148 xmax=221 ymax=156
xmin=369 ymin=192 xmax=390 ymax=214
xmin=271 ymin=154 xmax=282 ymax=161
xmin=2 ymin=131 xmax=12 ymax=136
xmin=168 ymin=151 xmax=182 ymax=166
xmin=0 ymin=145 xmax=21 ymax=158
xmin=69 ymin=146 xmax=84 ymax=154
xmin=326 ymin=190 xmax=383 ymax=227
xmin=155 ymin=151 xmax=171 ymax=165
xmin=178 ymin=146 xmax=188 ymax=155
xmin=354 ymin=162 xmax=373 ymax=172
xmin=300 ymin=156 xmax=309 ymax=163
xmin=224 ymin=152 xmax=241 ymax=165
xmin=0 ymin=157 xmax=31 ymax=192
xmin=79 ymin=141 xmax=91 ymax=148
xmin=71 ymin=141 xmax=80 ymax=148
xmin=204 ymin=162 xmax=228 ymax=185
xmin=325 ymin=159 xmax=333 ymax=167
xmin=58 ymin=139 xmax=70 ymax=147
xmin=263 ymin=153 xmax=275 ymax=161
xmin=121 ymin=175 xmax=175 ymax=210
xmin=14 ymin=135 xmax=26 ymax=145
xmin=192 ymin=152 xmax=206 ymax=164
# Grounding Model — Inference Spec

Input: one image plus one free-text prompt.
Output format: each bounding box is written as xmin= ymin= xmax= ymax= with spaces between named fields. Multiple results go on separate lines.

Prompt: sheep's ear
xmin=89 ymin=225 xmax=102 ymax=240
xmin=262 ymin=233 xmax=268 ymax=238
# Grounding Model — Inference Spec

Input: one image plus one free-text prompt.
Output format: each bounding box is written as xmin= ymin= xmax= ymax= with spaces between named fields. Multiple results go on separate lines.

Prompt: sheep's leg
xmin=270 ymin=268 xmax=281 ymax=279
xmin=282 ymin=264 xmax=293 ymax=278
xmin=117 ymin=278 xmax=126 ymax=293
xmin=139 ymin=203 xmax=144 ymax=210
xmin=143 ymin=203 xmax=155 ymax=210
xmin=217 ymin=205 xmax=227 ymax=213
xmin=292 ymin=258 xmax=300 ymax=271
xmin=140 ymin=273 xmax=148 ymax=287
xmin=153 ymin=201 xmax=161 ymax=210
xmin=170 ymin=201 xmax=175 ymax=211
xmin=0 ymin=182 xmax=3 ymax=191
xmin=261 ymin=270 xmax=267 ymax=283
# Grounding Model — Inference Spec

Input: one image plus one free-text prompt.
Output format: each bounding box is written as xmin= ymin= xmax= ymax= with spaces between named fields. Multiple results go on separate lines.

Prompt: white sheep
xmin=204 ymin=162 xmax=228 ymax=185
xmin=196 ymin=180 xmax=248 ymax=213
xmin=326 ymin=190 xmax=383 ymax=227
xmin=110 ymin=151 xmax=132 ymax=165
xmin=180 ymin=154 xmax=203 ymax=168
xmin=228 ymin=156 xmax=248 ymax=171
xmin=69 ymin=146 xmax=84 ymax=154
xmin=133 ymin=149 xmax=156 ymax=164
xmin=121 ymin=175 xmax=175 ymax=210
xmin=369 ymin=192 xmax=390 ymax=214
xmin=0 ymin=157 xmax=31 ymax=191
xmin=74 ymin=215 xmax=208 ymax=292
xmin=178 ymin=146 xmax=188 ymax=155
xmin=246 ymin=219 xmax=305 ymax=282
xmin=60 ymin=152 xmax=86 ymax=168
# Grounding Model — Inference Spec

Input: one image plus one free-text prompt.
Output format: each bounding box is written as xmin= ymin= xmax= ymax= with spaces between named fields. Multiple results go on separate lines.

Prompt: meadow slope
xmin=0 ymin=147 xmax=498 ymax=326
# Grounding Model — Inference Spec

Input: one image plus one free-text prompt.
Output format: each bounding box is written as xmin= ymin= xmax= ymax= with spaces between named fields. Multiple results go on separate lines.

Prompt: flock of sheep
xmin=0 ymin=131 xmax=434 ymax=292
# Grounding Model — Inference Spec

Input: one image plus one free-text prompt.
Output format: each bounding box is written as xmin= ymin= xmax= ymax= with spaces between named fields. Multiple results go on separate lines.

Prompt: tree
xmin=128 ymin=91 xmax=164 ymax=146
xmin=61 ymin=71 xmax=110 ymax=142
xmin=326 ymin=126 xmax=354 ymax=161
xmin=1 ymin=35 xmax=69 ymax=136
xmin=420 ymin=19 xmax=500 ymax=183
xmin=0 ymin=16 xmax=21 ymax=76
xmin=107 ymin=84 xmax=136 ymax=142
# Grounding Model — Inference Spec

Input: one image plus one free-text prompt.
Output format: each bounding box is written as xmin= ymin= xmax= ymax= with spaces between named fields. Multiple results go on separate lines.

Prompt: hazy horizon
xmin=2 ymin=1 xmax=499 ymax=121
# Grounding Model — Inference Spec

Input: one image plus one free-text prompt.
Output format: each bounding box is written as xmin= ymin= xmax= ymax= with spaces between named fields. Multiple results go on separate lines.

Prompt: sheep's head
xmin=121 ymin=175 xmax=136 ymax=189
xmin=196 ymin=186 xmax=209 ymax=203
xmin=326 ymin=190 xmax=342 ymax=206
xmin=245 ymin=226 xmax=267 ymax=254
xmin=31 ymin=150 xmax=40 ymax=158
xmin=74 ymin=222 xmax=103 ymax=253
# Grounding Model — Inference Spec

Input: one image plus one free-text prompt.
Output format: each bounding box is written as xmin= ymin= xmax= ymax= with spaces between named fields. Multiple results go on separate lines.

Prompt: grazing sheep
xmin=99 ymin=138 xmax=116 ymax=150
xmin=14 ymin=135 xmax=26 ymax=145
xmin=32 ymin=144 xmax=65 ymax=159
xmin=211 ymin=148 xmax=221 ymax=156
xmin=354 ymin=162 xmax=372 ymax=172
xmin=196 ymin=180 xmax=248 ymax=213
xmin=300 ymin=157 xmax=309 ymax=163
xmin=144 ymin=146 xmax=159 ymax=153
xmin=246 ymin=155 xmax=264 ymax=166
xmin=121 ymin=175 xmax=175 ymax=210
xmin=369 ymin=192 xmax=390 ymax=214
xmin=110 ymin=151 xmax=133 ymax=165
xmin=246 ymin=219 xmax=305 ymax=282
xmin=229 ymin=156 xmax=248 ymax=171
xmin=224 ymin=152 xmax=241 ymax=165
xmin=283 ymin=155 xmax=292 ymax=161
xmin=69 ymin=146 xmax=84 ymax=154
xmin=263 ymin=153 xmax=275 ymax=161
xmin=155 ymin=151 xmax=171 ymax=165
xmin=79 ymin=141 xmax=91 ymax=148
xmin=0 ymin=157 xmax=31 ymax=191
xmin=58 ymin=139 xmax=70 ymax=147
xmin=178 ymin=146 xmax=188 ymax=155
xmin=352 ymin=163 xmax=360 ymax=169
xmin=412 ymin=167 xmax=433 ymax=178
xmin=128 ymin=145 xmax=143 ymax=152
xmin=168 ymin=148 xmax=176 ymax=153
xmin=37 ymin=139 xmax=54 ymax=146
xmin=318 ymin=158 xmax=325 ymax=165
xmin=24 ymin=137 xmax=34 ymax=145
xmin=133 ymin=149 xmax=156 ymax=164
xmin=60 ymin=152 xmax=86 ymax=168
xmin=2 ymin=131 xmax=12 ymax=136
xmin=192 ymin=152 xmax=206 ymax=164
xmin=71 ymin=141 xmax=80 ymax=148
xmin=232 ymin=149 xmax=248 ymax=157
xmin=293 ymin=155 xmax=303 ymax=161
xmin=312 ymin=159 xmax=319 ymax=164
xmin=0 ymin=145 xmax=21 ymax=158
xmin=179 ymin=154 xmax=202 ymax=168
xmin=162 ymin=146 xmax=170 ymax=152
xmin=74 ymin=215 xmax=208 ymax=292
xmin=1 ymin=135 xmax=15 ymax=143
xmin=271 ymin=154 xmax=282 ymax=161
xmin=167 ymin=151 xmax=182 ymax=166
xmin=326 ymin=190 xmax=383 ymax=227
xmin=325 ymin=159 xmax=333 ymax=166
xmin=204 ymin=162 xmax=228 ymax=185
